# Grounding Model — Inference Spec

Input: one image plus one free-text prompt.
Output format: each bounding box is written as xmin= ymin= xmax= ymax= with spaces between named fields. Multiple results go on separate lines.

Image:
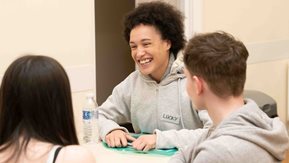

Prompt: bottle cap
xmin=86 ymin=92 xmax=95 ymax=98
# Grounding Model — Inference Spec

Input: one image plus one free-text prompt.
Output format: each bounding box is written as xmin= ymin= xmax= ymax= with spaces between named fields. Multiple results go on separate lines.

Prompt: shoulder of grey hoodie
xmin=211 ymin=98 xmax=289 ymax=161
xmin=97 ymin=71 xmax=139 ymax=140
xmin=170 ymin=99 xmax=289 ymax=162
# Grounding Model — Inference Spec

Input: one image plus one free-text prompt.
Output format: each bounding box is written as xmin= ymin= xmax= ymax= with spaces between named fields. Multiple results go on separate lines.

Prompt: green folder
xmin=102 ymin=133 xmax=178 ymax=156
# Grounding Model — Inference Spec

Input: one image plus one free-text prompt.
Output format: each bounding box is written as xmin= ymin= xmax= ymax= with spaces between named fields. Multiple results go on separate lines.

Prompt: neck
xmin=205 ymin=94 xmax=244 ymax=125
xmin=150 ymin=53 xmax=171 ymax=83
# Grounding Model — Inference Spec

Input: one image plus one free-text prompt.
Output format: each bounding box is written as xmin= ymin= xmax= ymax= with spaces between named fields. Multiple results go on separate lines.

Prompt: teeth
xmin=140 ymin=59 xmax=151 ymax=64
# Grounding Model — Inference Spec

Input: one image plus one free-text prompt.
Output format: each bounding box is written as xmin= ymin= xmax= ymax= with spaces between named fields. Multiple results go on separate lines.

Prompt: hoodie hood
xmin=211 ymin=99 xmax=289 ymax=160
xmin=139 ymin=52 xmax=185 ymax=85
xmin=170 ymin=51 xmax=185 ymax=75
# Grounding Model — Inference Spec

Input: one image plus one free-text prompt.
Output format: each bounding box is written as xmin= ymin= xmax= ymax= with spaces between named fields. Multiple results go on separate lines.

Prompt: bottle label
xmin=83 ymin=110 xmax=91 ymax=120
xmin=94 ymin=110 xmax=99 ymax=119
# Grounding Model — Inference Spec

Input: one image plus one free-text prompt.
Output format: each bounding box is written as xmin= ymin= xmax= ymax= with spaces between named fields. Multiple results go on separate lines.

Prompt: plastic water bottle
xmin=91 ymin=97 xmax=99 ymax=143
xmin=82 ymin=93 xmax=99 ymax=143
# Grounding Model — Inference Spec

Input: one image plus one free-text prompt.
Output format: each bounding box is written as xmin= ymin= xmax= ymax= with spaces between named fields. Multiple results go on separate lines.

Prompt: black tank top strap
xmin=52 ymin=146 xmax=63 ymax=163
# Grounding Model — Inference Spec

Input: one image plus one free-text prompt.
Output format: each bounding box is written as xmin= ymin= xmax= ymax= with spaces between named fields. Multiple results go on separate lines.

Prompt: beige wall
xmin=136 ymin=0 xmax=181 ymax=8
xmin=0 ymin=0 xmax=95 ymax=137
xmin=246 ymin=60 xmax=288 ymax=123
xmin=202 ymin=0 xmax=289 ymax=123
xmin=203 ymin=0 xmax=289 ymax=43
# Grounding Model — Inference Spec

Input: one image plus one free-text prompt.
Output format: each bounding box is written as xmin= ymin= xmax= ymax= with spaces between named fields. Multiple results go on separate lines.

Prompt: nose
xmin=136 ymin=47 xmax=145 ymax=57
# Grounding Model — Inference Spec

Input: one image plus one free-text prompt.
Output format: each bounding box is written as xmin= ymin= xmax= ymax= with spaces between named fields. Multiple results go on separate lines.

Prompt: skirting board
xmin=246 ymin=39 xmax=289 ymax=64
xmin=0 ymin=64 xmax=95 ymax=93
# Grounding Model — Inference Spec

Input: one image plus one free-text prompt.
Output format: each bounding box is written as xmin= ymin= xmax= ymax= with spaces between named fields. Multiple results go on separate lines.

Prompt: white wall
xmin=0 ymin=0 xmax=95 ymax=138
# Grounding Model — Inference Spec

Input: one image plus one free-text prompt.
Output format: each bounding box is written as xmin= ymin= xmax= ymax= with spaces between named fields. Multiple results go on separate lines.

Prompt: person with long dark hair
xmin=0 ymin=55 xmax=95 ymax=163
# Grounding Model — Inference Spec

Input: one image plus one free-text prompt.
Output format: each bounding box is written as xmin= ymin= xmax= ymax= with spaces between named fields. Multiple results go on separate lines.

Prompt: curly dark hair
xmin=123 ymin=1 xmax=185 ymax=58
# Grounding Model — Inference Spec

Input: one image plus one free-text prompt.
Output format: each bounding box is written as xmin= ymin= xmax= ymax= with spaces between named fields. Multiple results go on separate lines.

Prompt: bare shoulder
xmin=59 ymin=145 xmax=95 ymax=163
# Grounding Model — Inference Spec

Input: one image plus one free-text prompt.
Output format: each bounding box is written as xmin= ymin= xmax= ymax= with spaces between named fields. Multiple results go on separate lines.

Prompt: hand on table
xmin=105 ymin=129 xmax=136 ymax=147
xmin=132 ymin=134 xmax=156 ymax=151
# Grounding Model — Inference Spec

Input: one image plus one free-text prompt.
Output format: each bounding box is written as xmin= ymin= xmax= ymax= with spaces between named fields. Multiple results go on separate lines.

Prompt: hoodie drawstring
xmin=178 ymin=78 xmax=185 ymax=129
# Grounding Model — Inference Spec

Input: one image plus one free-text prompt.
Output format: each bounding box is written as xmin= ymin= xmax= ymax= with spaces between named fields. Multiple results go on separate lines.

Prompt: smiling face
xmin=129 ymin=24 xmax=171 ymax=82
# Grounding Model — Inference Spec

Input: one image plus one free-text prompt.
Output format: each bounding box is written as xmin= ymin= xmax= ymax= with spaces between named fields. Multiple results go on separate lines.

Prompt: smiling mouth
xmin=139 ymin=58 xmax=152 ymax=65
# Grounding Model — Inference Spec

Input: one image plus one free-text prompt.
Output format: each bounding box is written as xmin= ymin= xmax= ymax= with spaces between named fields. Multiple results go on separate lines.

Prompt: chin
xmin=139 ymin=68 xmax=152 ymax=76
xmin=192 ymin=103 xmax=203 ymax=110
xmin=139 ymin=70 xmax=149 ymax=76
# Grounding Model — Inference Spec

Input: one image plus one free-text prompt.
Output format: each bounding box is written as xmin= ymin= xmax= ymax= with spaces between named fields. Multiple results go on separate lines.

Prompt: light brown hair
xmin=184 ymin=31 xmax=249 ymax=98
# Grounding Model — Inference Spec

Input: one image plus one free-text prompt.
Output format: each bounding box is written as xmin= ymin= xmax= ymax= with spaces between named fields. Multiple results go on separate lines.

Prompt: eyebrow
xmin=141 ymin=38 xmax=151 ymax=42
xmin=129 ymin=38 xmax=151 ymax=44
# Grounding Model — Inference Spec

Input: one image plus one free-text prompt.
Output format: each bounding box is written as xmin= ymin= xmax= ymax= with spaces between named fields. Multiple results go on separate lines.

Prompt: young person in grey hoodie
xmin=169 ymin=31 xmax=289 ymax=162
xmin=97 ymin=1 xmax=211 ymax=151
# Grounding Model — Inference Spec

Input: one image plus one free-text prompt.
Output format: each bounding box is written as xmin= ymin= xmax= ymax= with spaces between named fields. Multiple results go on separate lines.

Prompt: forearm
xmin=155 ymin=128 xmax=207 ymax=149
xmin=98 ymin=114 xmax=129 ymax=141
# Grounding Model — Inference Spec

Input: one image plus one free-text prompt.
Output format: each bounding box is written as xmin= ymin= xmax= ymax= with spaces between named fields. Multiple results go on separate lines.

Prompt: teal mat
xmin=102 ymin=133 xmax=178 ymax=156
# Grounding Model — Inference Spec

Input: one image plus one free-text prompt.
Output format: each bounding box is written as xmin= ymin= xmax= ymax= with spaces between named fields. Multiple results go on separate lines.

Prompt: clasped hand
xmin=105 ymin=129 xmax=156 ymax=151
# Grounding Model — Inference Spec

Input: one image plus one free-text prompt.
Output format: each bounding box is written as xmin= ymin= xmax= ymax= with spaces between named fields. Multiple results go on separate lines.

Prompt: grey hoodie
xmin=97 ymin=53 xmax=211 ymax=148
xmin=169 ymin=99 xmax=289 ymax=163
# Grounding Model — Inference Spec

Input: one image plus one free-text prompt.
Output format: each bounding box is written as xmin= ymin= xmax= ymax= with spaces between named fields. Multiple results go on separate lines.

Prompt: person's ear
xmin=164 ymin=39 xmax=171 ymax=51
xmin=192 ymin=76 xmax=203 ymax=95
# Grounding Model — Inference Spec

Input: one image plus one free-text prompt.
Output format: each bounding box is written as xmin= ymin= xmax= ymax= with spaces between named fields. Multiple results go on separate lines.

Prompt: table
xmin=83 ymin=142 xmax=171 ymax=163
